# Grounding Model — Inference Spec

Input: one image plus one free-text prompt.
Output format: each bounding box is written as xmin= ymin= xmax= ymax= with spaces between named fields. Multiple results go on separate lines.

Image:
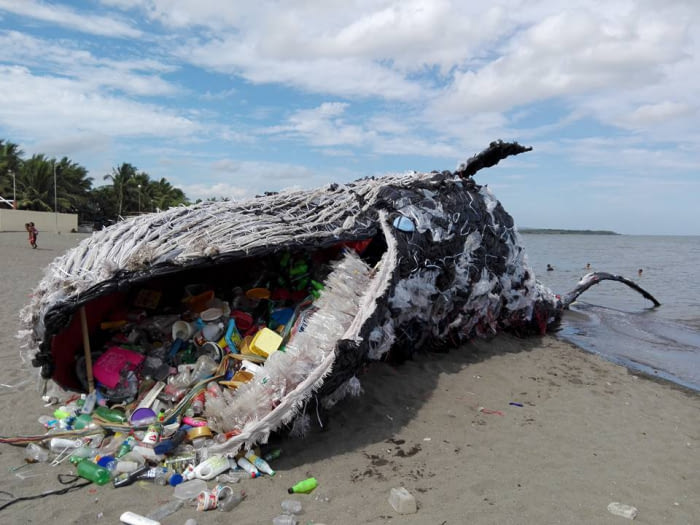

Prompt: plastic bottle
xmin=193 ymin=455 xmax=230 ymax=480
xmin=217 ymin=488 xmax=245 ymax=512
xmin=164 ymin=452 xmax=197 ymax=473
xmin=173 ymin=478 xmax=208 ymax=500
xmin=72 ymin=413 xmax=96 ymax=430
xmin=76 ymin=458 xmax=111 ymax=485
xmin=287 ymin=477 xmax=318 ymax=494
xmin=113 ymin=465 xmax=150 ymax=488
xmin=137 ymin=466 xmax=170 ymax=485
xmin=244 ymin=449 xmax=275 ymax=476
xmin=146 ymin=499 xmax=184 ymax=521
xmin=217 ymin=468 xmax=253 ymax=482
xmin=38 ymin=415 xmax=58 ymax=429
xmin=24 ymin=443 xmax=50 ymax=463
xmin=96 ymin=455 xmax=119 ymax=476
xmin=69 ymin=446 xmax=98 ymax=462
xmin=114 ymin=460 xmax=140 ymax=473
xmin=281 ymin=500 xmax=303 ymax=514
xmin=94 ymin=405 xmax=127 ymax=423
xmin=116 ymin=436 xmax=135 ymax=457
xmin=262 ymin=448 xmax=282 ymax=462
xmin=191 ymin=355 xmax=218 ymax=383
xmin=49 ymin=437 xmax=83 ymax=452
xmin=272 ymin=515 xmax=298 ymax=525
xmin=80 ymin=391 xmax=97 ymax=414
xmin=235 ymin=456 xmax=260 ymax=478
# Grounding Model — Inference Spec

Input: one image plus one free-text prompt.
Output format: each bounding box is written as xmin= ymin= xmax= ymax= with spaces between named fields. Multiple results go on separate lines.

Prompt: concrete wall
xmin=0 ymin=209 xmax=78 ymax=233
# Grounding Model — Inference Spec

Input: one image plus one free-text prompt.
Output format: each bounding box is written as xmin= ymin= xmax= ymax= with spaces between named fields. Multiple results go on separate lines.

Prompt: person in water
xmin=585 ymin=262 xmax=591 ymax=270
xmin=546 ymin=264 xmax=554 ymax=271
xmin=638 ymin=268 xmax=643 ymax=277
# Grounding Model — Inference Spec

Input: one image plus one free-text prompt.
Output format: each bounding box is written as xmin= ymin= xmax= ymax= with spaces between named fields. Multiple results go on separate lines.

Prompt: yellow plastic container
xmin=250 ymin=327 xmax=282 ymax=358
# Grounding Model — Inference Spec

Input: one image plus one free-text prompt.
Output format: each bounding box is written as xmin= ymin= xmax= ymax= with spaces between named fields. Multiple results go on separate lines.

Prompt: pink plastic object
xmin=93 ymin=347 xmax=145 ymax=388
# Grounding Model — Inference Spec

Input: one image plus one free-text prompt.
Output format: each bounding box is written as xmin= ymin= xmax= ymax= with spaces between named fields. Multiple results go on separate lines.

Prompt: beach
xmin=0 ymin=231 xmax=698 ymax=524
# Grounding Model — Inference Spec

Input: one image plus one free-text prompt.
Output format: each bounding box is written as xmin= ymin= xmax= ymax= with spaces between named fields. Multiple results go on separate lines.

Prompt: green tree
xmin=103 ymin=163 xmax=138 ymax=217
xmin=0 ymin=139 xmax=24 ymax=203
xmin=14 ymin=155 xmax=92 ymax=214
xmin=17 ymin=155 xmax=55 ymax=211
xmin=54 ymin=157 xmax=93 ymax=213
xmin=150 ymin=177 xmax=188 ymax=210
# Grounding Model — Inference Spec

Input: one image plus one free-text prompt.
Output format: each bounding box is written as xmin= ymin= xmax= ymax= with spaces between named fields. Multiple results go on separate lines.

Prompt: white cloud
xmin=432 ymin=7 xmax=690 ymax=115
xmin=618 ymin=101 xmax=694 ymax=129
xmin=180 ymin=158 xmax=339 ymax=201
xmin=0 ymin=0 xmax=141 ymax=38
xmin=0 ymin=66 xmax=198 ymax=139
xmin=0 ymin=31 xmax=180 ymax=97
xmin=262 ymin=103 xmax=371 ymax=147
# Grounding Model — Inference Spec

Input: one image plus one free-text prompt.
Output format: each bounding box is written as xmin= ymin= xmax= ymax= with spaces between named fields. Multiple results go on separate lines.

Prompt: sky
xmin=0 ymin=1 xmax=698 ymax=235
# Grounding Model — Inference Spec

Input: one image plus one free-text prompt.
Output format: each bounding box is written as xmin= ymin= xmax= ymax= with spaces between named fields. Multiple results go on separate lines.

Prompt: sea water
xmin=520 ymin=234 xmax=700 ymax=391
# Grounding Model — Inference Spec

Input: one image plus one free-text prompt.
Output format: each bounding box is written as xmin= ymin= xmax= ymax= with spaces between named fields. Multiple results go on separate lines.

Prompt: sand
xmin=0 ymin=231 xmax=697 ymax=525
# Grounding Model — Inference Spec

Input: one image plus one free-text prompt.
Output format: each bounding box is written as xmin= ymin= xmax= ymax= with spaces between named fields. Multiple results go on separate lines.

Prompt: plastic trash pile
xmin=20 ymin=251 xmax=333 ymax=517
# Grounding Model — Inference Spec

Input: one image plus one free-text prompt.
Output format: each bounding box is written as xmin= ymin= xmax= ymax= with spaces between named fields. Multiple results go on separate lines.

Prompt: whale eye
xmin=392 ymin=215 xmax=415 ymax=232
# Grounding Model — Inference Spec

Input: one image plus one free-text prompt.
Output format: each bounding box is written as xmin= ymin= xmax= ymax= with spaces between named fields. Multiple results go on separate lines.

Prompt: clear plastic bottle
xmin=272 ymin=515 xmax=298 ymax=525
xmin=173 ymin=478 xmax=208 ymax=500
xmin=80 ymin=391 xmax=97 ymax=414
xmin=146 ymin=499 xmax=184 ymax=521
xmin=236 ymin=456 xmax=260 ymax=478
xmin=280 ymin=500 xmax=302 ymax=514
xmin=24 ymin=443 xmax=49 ymax=463
xmin=217 ymin=469 xmax=252 ymax=483
xmin=217 ymin=488 xmax=245 ymax=512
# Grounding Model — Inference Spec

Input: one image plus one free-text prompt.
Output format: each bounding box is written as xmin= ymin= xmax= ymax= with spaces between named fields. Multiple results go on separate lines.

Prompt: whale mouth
xmin=38 ymin=216 xmax=397 ymax=450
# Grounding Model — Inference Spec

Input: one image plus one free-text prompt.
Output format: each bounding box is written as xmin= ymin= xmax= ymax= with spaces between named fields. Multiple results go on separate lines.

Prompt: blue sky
xmin=0 ymin=1 xmax=698 ymax=235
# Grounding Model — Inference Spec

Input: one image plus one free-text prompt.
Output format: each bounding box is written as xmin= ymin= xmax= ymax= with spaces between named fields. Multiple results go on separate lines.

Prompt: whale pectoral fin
xmin=456 ymin=140 xmax=533 ymax=178
xmin=561 ymin=271 xmax=661 ymax=309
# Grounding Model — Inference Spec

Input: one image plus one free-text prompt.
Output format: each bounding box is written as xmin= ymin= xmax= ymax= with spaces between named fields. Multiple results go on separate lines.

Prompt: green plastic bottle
xmin=287 ymin=477 xmax=317 ymax=494
xmin=76 ymin=458 xmax=111 ymax=485
xmin=94 ymin=406 xmax=127 ymax=423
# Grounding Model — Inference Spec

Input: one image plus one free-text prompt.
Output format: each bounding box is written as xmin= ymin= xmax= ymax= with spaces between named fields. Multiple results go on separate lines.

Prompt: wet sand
xmin=0 ymin=231 xmax=698 ymax=524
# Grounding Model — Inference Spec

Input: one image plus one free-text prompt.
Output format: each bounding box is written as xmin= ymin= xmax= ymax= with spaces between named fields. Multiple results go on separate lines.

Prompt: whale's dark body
xmin=19 ymin=141 xmax=658 ymax=450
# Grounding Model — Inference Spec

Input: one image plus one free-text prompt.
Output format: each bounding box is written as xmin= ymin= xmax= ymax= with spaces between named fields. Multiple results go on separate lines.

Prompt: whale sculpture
xmin=18 ymin=141 xmax=659 ymax=451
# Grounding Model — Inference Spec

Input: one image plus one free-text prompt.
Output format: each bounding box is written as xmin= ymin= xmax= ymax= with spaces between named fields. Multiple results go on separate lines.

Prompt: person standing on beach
xmin=26 ymin=222 xmax=38 ymax=249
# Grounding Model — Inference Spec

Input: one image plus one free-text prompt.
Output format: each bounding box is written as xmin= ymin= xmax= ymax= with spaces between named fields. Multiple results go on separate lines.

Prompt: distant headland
xmin=519 ymin=228 xmax=619 ymax=235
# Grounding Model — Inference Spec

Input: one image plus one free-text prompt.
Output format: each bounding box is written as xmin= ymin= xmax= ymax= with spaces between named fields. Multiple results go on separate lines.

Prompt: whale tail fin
xmin=561 ymin=271 xmax=661 ymax=309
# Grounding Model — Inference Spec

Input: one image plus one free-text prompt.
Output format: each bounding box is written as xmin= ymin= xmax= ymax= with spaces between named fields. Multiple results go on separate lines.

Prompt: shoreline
xmin=0 ymin=232 xmax=697 ymax=524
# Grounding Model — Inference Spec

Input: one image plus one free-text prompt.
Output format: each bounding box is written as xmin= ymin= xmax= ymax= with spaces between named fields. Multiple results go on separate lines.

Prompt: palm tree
xmin=103 ymin=163 xmax=137 ymax=217
xmin=17 ymin=155 xmax=55 ymax=211
xmin=55 ymin=157 xmax=93 ymax=213
xmin=150 ymin=177 xmax=188 ymax=211
xmin=0 ymin=139 xmax=24 ymax=203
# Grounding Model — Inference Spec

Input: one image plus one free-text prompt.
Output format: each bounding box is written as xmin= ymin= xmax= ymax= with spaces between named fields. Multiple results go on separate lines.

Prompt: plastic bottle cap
xmin=169 ymin=473 xmax=184 ymax=486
